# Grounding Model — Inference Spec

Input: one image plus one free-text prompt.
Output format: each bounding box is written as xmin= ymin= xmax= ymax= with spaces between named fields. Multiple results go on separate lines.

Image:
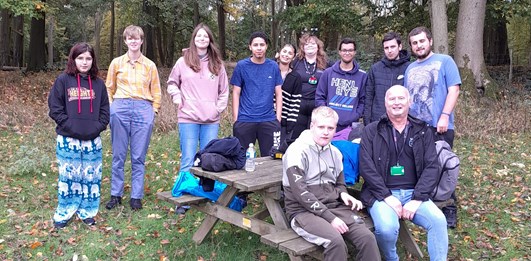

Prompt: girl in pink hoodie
xmin=167 ymin=23 xmax=229 ymax=177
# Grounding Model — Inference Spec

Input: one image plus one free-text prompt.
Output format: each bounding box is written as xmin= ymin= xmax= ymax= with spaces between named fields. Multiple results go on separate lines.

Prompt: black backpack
xmin=431 ymin=140 xmax=460 ymax=201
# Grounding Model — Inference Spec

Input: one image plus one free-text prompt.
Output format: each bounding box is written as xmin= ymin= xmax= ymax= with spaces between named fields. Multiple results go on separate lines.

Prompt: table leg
xmin=192 ymin=186 xmax=239 ymax=244
xmin=263 ymin=195 xmax=305 ymax=261
xmin=263 ymin=197 xmax=289 ymax=229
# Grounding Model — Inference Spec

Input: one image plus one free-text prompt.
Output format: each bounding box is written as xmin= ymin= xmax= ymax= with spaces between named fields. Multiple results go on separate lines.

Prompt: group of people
xmin=49 ymin=24 xmax=228 ymax=228
xmin=281 ymin=27 xmax=461 ymax=261
xmin=47 ymin=21 xmax=461 ymax=260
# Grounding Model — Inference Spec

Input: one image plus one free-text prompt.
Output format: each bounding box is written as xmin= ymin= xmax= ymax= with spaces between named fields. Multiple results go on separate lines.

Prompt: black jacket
xmin=195 ymin=137 xmax=246 ymax=172
xmin=281 ymin=69 xmax=302 ymax=133
xmin=359 ymin=114 xmax=440 ymax=207
xmin=48 ymin=73 xmax=110 ymax=140
xmin=363 ymin=50 xmax=411 ymax=124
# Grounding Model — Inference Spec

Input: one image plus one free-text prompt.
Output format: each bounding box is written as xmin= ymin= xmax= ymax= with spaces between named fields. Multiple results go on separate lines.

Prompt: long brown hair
xmin=184 ymin=23 xmax=223 ymax=75
xmin=296 ymin=34 xmax=328 ymax=70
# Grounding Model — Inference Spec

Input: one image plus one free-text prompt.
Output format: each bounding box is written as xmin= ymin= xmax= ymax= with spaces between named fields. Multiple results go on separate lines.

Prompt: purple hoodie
xmin=315 ymin=60 xmax=367 ymax=131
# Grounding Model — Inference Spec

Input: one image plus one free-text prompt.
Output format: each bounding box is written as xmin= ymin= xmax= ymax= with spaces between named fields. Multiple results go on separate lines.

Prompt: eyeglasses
xmin=340 ymin=49 xmax=355 ymax=54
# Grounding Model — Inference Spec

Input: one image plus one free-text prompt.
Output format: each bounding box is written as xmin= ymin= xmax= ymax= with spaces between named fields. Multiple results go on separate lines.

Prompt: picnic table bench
xmin=157 ymin=157 xmax=425 ymax=260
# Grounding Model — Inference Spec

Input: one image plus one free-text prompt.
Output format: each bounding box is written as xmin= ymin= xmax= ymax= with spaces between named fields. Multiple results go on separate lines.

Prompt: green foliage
xmin=7 ymin=145 xmax=51 ymax=176
xmin=487 ymin=0 xmax=531 ymax=20
xmin=280 ymin=0 xmax=362 ymax=38
xmin=0 ymin=0 xmax=45 ymax=17
xmin=506 ymin=16 xmax=531 ymax=66
xmin=359 ymin=0 xmax=430 ymax=39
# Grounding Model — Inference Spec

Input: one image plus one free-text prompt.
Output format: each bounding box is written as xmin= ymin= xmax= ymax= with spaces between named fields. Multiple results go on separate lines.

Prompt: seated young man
xmin=359 ymin=85 xmax=447 ymax=261
xmin=282 ymin=106 xmax=380 ymax=261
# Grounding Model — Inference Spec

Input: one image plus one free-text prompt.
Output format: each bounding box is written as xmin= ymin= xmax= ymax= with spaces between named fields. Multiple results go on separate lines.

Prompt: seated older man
xmin=359 ymin=85 xmax=447 ymax=261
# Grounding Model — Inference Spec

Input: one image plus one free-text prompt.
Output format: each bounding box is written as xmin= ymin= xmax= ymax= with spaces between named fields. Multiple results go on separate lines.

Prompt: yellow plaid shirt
xmin=106 ymin=54 xmax=161 ymax=112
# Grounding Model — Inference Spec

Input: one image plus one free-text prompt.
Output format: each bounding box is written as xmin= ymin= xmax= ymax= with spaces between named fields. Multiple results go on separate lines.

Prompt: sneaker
xmin=54 ymin=220 xmax=69 ymax=230
xmin=442 ymin=206 xmax=457 ymax=229
xmin=130 ymin=198 xmax=142 ymax=210
xmin=82 ymin=218 xmax=96 ymax=226
xmin=105 ymin=196 xmax=122 ymax=210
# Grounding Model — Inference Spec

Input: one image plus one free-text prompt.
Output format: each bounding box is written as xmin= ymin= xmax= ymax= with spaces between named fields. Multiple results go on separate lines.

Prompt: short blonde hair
xmin=123 ymin=25 xmax=144 ymax=40
xmin=311 ymin=106 xmax=339 ymax=125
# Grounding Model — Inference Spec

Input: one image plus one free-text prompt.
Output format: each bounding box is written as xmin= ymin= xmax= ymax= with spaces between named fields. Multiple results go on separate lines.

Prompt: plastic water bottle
xmin=245 ymin=143 xmax=256 ymax=172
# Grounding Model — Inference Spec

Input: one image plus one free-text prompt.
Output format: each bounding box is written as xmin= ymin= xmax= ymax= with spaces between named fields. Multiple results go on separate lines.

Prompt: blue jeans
xmin=178 ymin=123 xmax=219 ymax=172
xmin=110 ymin=99 xmax=154 ymax=199
xmin=369 ymin=189 xmax=448 ymax=261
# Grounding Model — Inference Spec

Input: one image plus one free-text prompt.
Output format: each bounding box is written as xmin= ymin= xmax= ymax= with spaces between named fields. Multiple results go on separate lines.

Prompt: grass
xmin=0 ymin=69 xmax=530 ymax=260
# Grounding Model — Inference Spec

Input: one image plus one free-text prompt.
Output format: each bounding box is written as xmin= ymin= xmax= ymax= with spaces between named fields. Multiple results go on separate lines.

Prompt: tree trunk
xmin=217 ymin=0 xmax=226 ymax=59
xmin=193 ymin=2 xmax=200 ymax=27
xmin=27 ymin=5 xmax=46 ymax=72
xmin=13 ymin=15 xmax=24 ymax=67
xmin=455 ymin=0 xmax=497 ymax=97
xmin=155 ymin=25 xmax=165 ymax=66
xmin=0 ymin=9 xmax=10 ymax=67
xmin=271 ymin=0 xmax=277 ymax=50
xmin=116 ymin=27 xmax=124 ymax=55
xmin=94 ymin=10 xmax=102 ymax=60
xmin=167 ymin=20 xmax=175 ymax=67
xmin=483 ymin=18 xmax=509 ymax=65
xmin=47 ymin=16 xmax=54 ymax=68
xmin=430 ymin=0 xmax=449 ymax=54
xmin=142 ymin=0 xmax=155 ymax=62
xmin=110 ymin=0 xmax=115 ymax=61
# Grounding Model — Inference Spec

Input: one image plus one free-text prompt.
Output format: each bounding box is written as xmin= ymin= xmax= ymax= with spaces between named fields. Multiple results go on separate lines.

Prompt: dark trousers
xmin=233 ymin=120 xmax=280 ymax=157
xmin=431 ymin=127 xmax=455 ymax=148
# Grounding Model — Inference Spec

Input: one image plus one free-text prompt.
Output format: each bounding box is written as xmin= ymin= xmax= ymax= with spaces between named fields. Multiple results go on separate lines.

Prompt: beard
xmin=414 ymin=45 xmax=432 ymax=60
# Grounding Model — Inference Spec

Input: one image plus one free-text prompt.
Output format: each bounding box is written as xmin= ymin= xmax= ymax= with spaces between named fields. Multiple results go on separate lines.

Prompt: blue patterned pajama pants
xmin=53 ymin=135 xmax=102 ymax=224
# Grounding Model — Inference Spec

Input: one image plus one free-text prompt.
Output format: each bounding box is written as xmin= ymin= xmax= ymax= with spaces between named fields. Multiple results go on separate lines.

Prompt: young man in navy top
xmin=231 ymin=31 xmax=283 ymax=156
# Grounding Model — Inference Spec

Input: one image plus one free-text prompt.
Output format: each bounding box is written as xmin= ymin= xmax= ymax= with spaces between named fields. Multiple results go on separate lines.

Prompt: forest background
xmin=0 ymin=0 xmax=530 ymax=260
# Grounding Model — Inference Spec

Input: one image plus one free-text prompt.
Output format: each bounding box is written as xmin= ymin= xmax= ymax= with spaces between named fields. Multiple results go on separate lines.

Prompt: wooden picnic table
xmin=157 ymin=157 xmax=424 ymax=260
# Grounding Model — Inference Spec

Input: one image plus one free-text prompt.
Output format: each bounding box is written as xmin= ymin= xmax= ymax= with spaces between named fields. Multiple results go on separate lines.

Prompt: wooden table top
xmin=190 ymin=157 xmax=283 ymax=192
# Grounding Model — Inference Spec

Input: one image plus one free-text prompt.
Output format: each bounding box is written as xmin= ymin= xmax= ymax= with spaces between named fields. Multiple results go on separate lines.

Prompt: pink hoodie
xmin=167 ymin=56 xmax=229 ymax=123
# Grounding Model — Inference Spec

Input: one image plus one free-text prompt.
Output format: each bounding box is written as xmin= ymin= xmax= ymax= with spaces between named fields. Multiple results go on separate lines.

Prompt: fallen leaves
xmin=147 ymin=214 xmax=162 ymax=219
xmin=29 ymin=241 xmax=42 ymax=249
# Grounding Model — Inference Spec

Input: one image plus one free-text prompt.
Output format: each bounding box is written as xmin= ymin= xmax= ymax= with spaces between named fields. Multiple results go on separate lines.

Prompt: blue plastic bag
xmin=171 ymin=171 xmax=245 ymax=212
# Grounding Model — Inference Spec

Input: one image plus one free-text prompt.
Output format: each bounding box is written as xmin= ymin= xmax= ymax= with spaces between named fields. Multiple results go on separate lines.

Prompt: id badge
xmin=308 ymin=76 xmax=317 ymax=85
xmin=390 ymin=165 xmax=405 ymax=176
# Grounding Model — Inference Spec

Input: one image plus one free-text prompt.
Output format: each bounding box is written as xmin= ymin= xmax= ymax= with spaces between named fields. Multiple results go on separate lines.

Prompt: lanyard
xmin=392 ymin=122 xmax=409 ymax=166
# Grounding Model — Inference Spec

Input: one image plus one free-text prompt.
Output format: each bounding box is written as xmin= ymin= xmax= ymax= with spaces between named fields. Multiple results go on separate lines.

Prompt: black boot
xmin=105 ymin=196 xmax=122 ymax=210
xmin=130 ymin=198 xmax=142 ymax=210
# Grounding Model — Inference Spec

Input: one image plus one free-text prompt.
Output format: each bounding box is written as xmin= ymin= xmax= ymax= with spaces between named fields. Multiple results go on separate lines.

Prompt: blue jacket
xmin=331 ymin=140 xmax=360 ymax=185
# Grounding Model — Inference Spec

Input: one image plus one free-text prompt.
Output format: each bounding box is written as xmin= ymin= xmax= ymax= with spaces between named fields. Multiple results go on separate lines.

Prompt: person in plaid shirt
xmin=105 ymin=25 xmax=161 ymax=211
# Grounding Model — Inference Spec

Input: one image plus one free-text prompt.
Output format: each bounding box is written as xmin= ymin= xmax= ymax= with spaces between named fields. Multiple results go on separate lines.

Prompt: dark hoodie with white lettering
xmin=48 ymin=73 xmax=110 ymax=140
xmin=315 ymin=60 xmax=367 ymax=131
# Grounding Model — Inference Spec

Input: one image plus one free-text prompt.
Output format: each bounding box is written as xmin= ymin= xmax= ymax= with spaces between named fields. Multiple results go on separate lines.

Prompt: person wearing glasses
xmin=315 ymin=38 xmax=366 ymax=140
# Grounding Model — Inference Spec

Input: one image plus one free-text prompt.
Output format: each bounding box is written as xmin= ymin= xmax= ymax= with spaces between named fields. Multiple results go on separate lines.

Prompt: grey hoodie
xmin=282 ymin=130 xmax=347 ymax=222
